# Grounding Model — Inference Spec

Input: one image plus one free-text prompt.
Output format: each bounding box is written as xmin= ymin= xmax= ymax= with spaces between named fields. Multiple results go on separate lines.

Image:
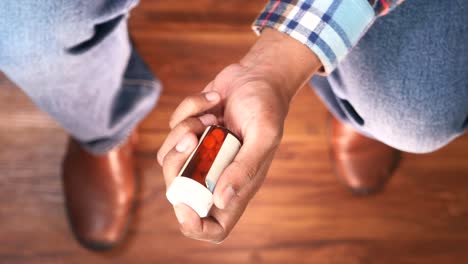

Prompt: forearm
xmin=239 ymin=28 xmax=322 ymax=104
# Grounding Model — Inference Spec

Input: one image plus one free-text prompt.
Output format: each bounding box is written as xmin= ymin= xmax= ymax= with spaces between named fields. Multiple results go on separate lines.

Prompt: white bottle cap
xmin=166 ymin=176 xmax=214 ymax=217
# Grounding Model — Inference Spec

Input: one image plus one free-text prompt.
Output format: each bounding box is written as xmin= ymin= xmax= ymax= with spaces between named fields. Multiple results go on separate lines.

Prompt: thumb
xmin=212 ymin=128 xmax=280 ymax=210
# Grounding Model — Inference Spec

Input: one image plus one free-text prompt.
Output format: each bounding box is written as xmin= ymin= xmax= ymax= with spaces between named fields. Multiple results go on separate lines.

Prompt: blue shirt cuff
xmin=253 ymin=0 xmax=376 ymax=73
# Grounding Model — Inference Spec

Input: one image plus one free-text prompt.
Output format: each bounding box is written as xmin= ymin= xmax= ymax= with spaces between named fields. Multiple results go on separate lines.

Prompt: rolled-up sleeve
xmin=253 ymin=0 xmax=405 ymax=73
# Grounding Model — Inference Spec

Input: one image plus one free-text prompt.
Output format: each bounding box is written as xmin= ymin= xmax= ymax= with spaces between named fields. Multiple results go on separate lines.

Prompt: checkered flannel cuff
xmin=253 ymin=0 xmax=375 ymax=73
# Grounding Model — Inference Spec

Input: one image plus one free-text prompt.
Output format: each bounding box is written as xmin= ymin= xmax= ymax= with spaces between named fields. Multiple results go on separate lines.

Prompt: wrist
xmin=239 ymin=28 xmax=322 ymax=103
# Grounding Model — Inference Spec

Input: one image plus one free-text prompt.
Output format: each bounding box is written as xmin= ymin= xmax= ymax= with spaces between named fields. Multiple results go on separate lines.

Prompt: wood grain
xmin=0 ymin=1 xmax=467 ymax=263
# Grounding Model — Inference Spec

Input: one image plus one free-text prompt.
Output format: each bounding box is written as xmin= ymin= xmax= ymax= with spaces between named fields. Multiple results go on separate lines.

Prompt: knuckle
xmin=232 ymin=160 xmax=257 ymax=185
xmin=175 ymin=120 xmax=193 ymax=134
xmin=175 ymin=118 xmax=201 ymax=137
xmin=168 ymin=114 xmax=179 ymax=129
xmin=182 ymin=96 xmax=198 ymax=111
xmin=162 ymin=149 xmax=178 ymax=166
xmin=244 ymin=164 xmax=257 ymax=183
xmin=156 ymin=150 xmax=164 ymax=164
xmin=168 ymin=120 xmax=175 ymax=129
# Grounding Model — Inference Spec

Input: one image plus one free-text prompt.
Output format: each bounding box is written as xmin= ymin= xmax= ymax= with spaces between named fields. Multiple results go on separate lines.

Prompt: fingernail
xmin=219 ymin=185 xmax=236 ymax=209
xmin=176 ymin=136 xmax=191 ymax=153
xmin=174 ymin=205 xmax=185 ymax=224
xmin=199 ymin=114 xmax=215 ymax=126
xmin=205 ymin=92 xmax=220 ymax=102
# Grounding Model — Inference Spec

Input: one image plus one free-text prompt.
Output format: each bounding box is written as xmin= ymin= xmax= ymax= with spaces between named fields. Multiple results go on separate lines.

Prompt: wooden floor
xmin=0 ymin=1 xmax=467 ymax=263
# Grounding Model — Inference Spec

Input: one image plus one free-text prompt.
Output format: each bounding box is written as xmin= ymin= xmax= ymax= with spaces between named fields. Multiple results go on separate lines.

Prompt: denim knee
xmin=367 ymin=114 xmax=463 ymax=154
xmin=349 ymin=88 xmax=467 ymax=154
xmin=0 ymin=1 xmax=137 ymax=65
xmin=310 ymin=0 xmax=468 ymax=153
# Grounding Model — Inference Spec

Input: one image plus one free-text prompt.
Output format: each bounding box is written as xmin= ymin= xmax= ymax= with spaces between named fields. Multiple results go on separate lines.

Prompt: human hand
xmin=157 ymin=28 xmax=322 ymax=243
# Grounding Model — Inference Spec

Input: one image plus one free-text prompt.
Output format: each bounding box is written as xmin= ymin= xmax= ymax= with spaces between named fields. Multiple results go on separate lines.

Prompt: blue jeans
xmin=0 ymin=0 xmax=161 ymax=154
xmin=0 ymin=1 xmax=466 ymax=155
xmin=311 ymin=0 xmax=468 ymax=153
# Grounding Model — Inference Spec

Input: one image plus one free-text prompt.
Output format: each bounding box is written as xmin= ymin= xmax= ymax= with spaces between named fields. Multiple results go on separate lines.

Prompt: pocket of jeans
xmin=339 ymin=99 xmax=365 ymax=126
xmin=67 ymin=14 xmax=125 ymax=55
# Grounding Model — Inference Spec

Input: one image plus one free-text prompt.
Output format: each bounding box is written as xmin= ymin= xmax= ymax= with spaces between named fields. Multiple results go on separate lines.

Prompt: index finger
xmin=169 ymin=91 xmax=221 ymax=129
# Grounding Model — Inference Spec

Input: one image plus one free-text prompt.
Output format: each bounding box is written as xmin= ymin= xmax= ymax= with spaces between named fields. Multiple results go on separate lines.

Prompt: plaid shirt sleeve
xmin=253 ymin=0 xmax=405 ymax=73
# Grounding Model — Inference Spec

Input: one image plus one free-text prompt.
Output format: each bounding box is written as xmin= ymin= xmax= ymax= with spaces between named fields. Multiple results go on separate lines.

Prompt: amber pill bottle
xmin=166 ymin=125 xmax=241 ymax=217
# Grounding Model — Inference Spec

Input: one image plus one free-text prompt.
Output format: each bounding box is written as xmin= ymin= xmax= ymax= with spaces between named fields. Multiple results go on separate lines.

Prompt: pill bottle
xmin=166 ymin=125 xmax=241 ymax=217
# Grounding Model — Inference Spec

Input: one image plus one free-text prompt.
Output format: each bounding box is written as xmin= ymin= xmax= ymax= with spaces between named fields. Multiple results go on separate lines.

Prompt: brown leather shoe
xmin=329 ymin=117 xmax=401 ymax=194
xmin=62 ymin=133 xmax=137 ymax=250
